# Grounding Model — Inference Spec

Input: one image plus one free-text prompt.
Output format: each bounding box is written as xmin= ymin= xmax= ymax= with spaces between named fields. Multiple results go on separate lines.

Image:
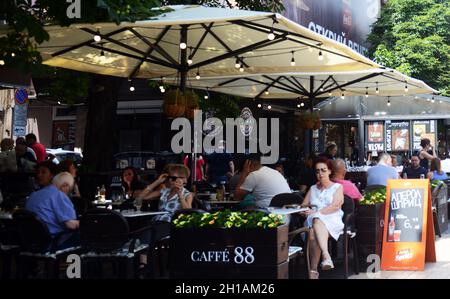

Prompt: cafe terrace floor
xmin=350 ymin=224 xmax=450 ymax=279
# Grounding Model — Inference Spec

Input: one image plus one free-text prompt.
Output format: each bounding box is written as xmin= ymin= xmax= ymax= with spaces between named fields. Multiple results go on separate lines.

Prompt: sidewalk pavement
xmin=350 ymin=224 xmax=450 ymax=279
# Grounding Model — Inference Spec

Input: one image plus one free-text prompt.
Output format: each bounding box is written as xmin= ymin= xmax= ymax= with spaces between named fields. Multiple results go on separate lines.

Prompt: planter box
xmin=355 ymin=203 xmax=385 ymax=272
xmin=169 ymin=224 xmax=289 ymax=279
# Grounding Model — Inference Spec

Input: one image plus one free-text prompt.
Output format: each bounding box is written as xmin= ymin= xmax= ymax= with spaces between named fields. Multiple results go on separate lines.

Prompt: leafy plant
xmin=173 ymin=209 xmax=285 ymax=229
xmin=360 ymin=187 xmax=387 ymax=205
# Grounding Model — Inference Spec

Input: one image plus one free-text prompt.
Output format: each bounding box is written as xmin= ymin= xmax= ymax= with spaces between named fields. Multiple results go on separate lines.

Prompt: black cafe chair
xmin=329 ymin=195 xmax=359 ymax=279
xmin=79 ymin=208 xmax=152 ymax=279
xmin=13 ymin=209 xmax=81 ymax=279
xmin=269 ymin=193 xmax=304 ymax=208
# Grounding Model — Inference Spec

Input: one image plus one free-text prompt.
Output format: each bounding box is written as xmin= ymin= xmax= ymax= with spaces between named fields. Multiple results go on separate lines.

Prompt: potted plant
xmin=299 ymin=111 xmax=320 ymax=129
xmin=356 ymin=187 xmax=386 ymax=272
xmin=170 ymin=210 xmax=289 ymax=279
xmin=163 ymin=89 xmax=186 ymax=119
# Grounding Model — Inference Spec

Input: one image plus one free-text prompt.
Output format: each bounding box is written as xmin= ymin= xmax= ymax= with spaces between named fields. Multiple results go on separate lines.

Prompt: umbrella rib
xmin=129 ymin=25 xmax=172 ymax=78
xmin=313 ymin=76 xmax=333 ymax=94
xmin=280 ymin=76 xmax=309 ymax=94
xmin=81 ymin=28 xmax=149 ymax=58
xmin=217 ymin=77 xmax=242 ymax=87
xmin=190 ymin=23 xmax=214 ymax=61
xmin=291 ymin=77 xmax=309 ymax=95
xmin=51 ymin=27 xmax=129 ymax=57
xmin=200 ymin=23 xmax=249 ymax=68
xmin=234 ymin=20 xmax=375 ymax=68
xmin=190 ymin=35 xmax=287 ymax=69
xmin=254 ymin=77 xmax=283 ymax=99
xmin=380 ymin=72 xmax=424 ymax=89
xmin=87 ymin=44 xmax=174 ymax=69
xmin=319 ymin=72 xmax=383 ymax=97
xmin=127 ymin=27 xmax=179 ymax=67
xmin=263 ymin=75 xmax=302 ymax=94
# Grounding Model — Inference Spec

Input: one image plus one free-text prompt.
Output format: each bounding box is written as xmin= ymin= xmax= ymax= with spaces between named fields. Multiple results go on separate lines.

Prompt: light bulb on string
xmin=387 ymin=99 xmax=391 ymax=106
xmin=290 ymin=51 xmax=296 ymax=66
xmin=404 ymin=84 xmax=408 ymax=93
xmin=318 ymin=51 xmax=323 ymax=61
xmin=179 ymin=42 xmax=187 ymax=50
xmin=297 ymin=104 xmax=301 ymax=108
xmin=94 ymin=29 xmax=101 ymax=42
xmin=235 ymin=58 xmax=241 ymax=69
xmin=11 ymin=53 xmax=15 ymax=57
xmin=258 ymin=103 xmax=262 ymax=108
xmin=375 ymin=82 xmax=379 ymax=94
xmin=267 ymin=28 xmax=275 ymax=41
xmin=187 ymin=57 xmax=193 ymax=65
xmin=239 ymin=67 xmax=244 ymax=72
xmin=268 ymin=105 xmax=272 ymax=110
xmin=300 ymin=102 xmax=305 ymax=107
xmin=365 ymin=87 xmax=369 ymax=98
xmin=341 ymin=92 xmax=345 ymax=99
xmin=264 ymin=90 xmax=269 ymax=95
xmin=196 ymin=69 xmax=201 ymax=80
xmin=0 ymin=60 xmax=4 ymax=66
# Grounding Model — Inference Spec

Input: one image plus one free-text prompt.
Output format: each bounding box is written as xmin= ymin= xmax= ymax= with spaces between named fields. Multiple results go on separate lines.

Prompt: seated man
xmin=401 ymin=155 xmax=428 ymax=179
xmin=367 ymin=153 xmax=399 ymax=187
xmin=25 ymin=172 xmax=79 ymax=249
xmin=331 ymin=159 xmax=363 ymax=202
xmin=234 ymin=153 xmax=291 ymax=208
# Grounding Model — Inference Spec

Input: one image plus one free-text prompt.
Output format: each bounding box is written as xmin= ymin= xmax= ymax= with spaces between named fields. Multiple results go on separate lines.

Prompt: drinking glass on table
xmin=133 ymin=198 xmax=143 ymax=212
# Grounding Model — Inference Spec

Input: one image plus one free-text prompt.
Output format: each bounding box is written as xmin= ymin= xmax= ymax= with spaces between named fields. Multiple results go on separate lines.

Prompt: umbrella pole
xmin=180 ymin=25 xmax=188 ymax=92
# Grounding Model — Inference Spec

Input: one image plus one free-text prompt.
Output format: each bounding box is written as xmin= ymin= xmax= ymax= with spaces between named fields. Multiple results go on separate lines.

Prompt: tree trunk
xmin=83 ymin=75 xmax=122 ymax=172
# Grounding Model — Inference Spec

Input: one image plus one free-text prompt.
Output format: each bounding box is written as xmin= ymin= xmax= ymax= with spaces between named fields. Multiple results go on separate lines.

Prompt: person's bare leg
xmin=313 ymin=219 xmax=331 ymax=260
xmin=308 ymin=229 xmax=321 ymax=278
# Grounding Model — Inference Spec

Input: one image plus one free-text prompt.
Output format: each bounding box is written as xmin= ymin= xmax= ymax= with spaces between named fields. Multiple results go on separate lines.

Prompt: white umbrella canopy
xmin=33 ymin=5 xmax=381 ymax=80
xmin=162 ymin=68 xmax=437 ymax=99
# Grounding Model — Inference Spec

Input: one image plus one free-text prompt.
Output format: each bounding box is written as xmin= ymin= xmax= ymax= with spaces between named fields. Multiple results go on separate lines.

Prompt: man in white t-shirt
xmin=234 ymin=154 xmax=291 ymax=208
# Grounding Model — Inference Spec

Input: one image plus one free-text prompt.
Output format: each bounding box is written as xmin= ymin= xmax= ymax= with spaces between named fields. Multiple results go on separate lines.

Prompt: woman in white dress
xmin=301 ymin=157 xmax=344 ymax=279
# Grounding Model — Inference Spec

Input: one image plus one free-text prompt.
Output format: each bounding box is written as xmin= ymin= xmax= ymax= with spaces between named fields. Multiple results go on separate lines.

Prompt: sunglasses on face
xmin=168 ymin=176 xmax=186 ymax=181
xmin=315 ymin=168 xmax=328 ymax=174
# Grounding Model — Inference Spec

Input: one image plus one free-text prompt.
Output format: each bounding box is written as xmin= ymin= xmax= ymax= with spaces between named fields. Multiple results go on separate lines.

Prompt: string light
xmin=94 ymin=29 xmax=101 ymax=42
xmin=196 ymin=69 xmax=200 ymax=80
xmin=179 ymin=42 xmax=187 ymax=49
xmin=268 ymin=105 xmax=272 ymax=110
xmin=267 ymin=28 xmax=275 ymax=41
xmin=0 ymin=60 xmax=4 ymax=66
xmin=290 ymin=51 xmax=296 ymax=66
xmin=264 ymin=90 xmax=269 ymax=95
xmin=297 ymin=104 xmax=301 ymax=108
xmin=129 ymin=79 xmax=135 ymax=92
xmin=11 ymin=53 xmax=15 ymax=57
xmin=439 ymin=100 xmax=443 ymax=104
xmin=387 ymin=99 xmax=391 ymax=106
xmin=365 ymin=87 xmax=369 ymax=98
xmin=258 ymin=103 xmax=262 ymax=108
xmin=235 ymin=58 xmax=240 ymax=69
xmin=341 ymin=92 xmax=345 ymax=99
xmin=375 ymin=82 xmax=379 ymax=94
xmin=300 ymin=102 xmax=305 ymax=107
xmin=318 ymin=51 xmax=323 ymax=61
xmin=204 ymin=88 xmax=209 ymax=99
xmin=187 ymin=57 xmax=193 ymax=65
xmin=328 ymin=92 xmax=332 ymax=96
xmin=431 ymin=97 xmax=435 ymax=103
xmin=404 ymin=83 xmax=408 ymax=93
xmin=320 ymin=87 xmax=324 ymax=92
xmin=239 ymin=66 xmax=244 ymax=72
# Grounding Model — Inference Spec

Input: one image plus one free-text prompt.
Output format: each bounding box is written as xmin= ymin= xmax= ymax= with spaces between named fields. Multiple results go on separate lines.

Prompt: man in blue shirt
xmin=367 ymin=153 xmax=399 ymax=187
xmin=25 ymin=172 xmax=79 ymax=248
xmin=401 ymin=155 xmax=428 ymax=179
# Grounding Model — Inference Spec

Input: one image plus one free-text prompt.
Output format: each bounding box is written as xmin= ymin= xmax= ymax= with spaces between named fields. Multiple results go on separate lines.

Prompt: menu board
xmin=381 ymin=179 xmax=436 ymax=271
xmin=412 ymin=120 xmax=436 ymax=151
xmin=366 ymin=122 xmax=384 ymax=151
xmin=386 ymin=121 xmax=410 ymax=152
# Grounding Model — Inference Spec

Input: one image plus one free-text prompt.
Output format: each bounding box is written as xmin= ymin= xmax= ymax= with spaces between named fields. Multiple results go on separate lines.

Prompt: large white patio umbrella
xmin=160 ymin=68 xmax=438 ymax=100
xmin=32 ymin=5 xmax=382 ymax=90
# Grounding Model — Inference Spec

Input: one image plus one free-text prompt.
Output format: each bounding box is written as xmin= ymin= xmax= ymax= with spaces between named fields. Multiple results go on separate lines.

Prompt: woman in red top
xmin=183 ymin=152 xmax=205 ymax=182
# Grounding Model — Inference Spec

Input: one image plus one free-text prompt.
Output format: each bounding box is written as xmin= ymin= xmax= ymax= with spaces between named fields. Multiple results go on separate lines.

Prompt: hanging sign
xmin=381 ymin=179 xmax=436 ymax=271
xmin=366 ymin=121 xmax=384 ymax=151
xmin=15 ymin=89 xmax=28 ymax=105
xmin=386 ymin=121 xmax=410 ymax=152
xmin=412 ymin=120 xmax=436 ymax=151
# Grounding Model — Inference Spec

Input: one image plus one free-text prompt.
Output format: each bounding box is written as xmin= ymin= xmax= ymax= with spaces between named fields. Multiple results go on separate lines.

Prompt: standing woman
xmin=419 ymin=138 xmax=436 ymax=171
xmin=301 ymin=157 xmax=344 ymax=279
xmin=427 ymin=158 xmax=448 ymax=180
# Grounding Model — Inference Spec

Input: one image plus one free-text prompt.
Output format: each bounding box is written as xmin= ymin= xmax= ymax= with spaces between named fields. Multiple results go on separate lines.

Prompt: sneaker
xmin=321 ymin=258 xmax=334 ymax=270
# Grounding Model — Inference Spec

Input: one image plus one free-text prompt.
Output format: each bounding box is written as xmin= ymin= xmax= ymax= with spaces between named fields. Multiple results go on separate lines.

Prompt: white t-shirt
xmin=240 ymin=166 xmax=291 ymax=208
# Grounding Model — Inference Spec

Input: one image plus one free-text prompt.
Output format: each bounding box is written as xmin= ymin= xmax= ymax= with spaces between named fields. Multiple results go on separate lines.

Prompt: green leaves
xmin=360 ymin=187 xmax=387 ymax=205
xmin=173 ymin=209 xmax=285 ymax=229
xmin=368 ymin=0 xmax=450 ymax=96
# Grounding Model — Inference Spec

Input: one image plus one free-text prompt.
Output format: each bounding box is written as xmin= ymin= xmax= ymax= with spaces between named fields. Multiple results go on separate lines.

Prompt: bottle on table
xmin=99 ymin=184 xmax=106 ymax=202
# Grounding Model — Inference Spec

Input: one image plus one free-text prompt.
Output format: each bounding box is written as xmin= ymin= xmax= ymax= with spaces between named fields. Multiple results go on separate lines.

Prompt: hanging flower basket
xmin=184 ymin=90 xmax=200 ymax=119
xmin=163 ymin=89 xmax=186 ymax=119
xmin=299 ymin=112 xmax=320 ymax=129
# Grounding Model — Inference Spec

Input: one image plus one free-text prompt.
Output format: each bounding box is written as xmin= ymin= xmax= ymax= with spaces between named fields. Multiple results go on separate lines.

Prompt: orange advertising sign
xmin=381 ymin=179 xmax=436 ymax=271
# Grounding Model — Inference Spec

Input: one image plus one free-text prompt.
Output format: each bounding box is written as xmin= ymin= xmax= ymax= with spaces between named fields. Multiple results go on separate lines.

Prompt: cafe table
xmin=120 ymin=210 xmax=168 ymax=218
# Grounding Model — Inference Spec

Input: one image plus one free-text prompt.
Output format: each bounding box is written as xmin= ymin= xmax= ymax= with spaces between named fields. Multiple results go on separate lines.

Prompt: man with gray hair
xmin=25 ymin=171 xmax=80 ymax=249
xmin=367 ymin=153 xmax=399 ymax=187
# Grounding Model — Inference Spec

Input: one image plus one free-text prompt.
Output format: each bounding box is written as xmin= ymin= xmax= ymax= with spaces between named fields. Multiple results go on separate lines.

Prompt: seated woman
xmin=121 ymin=167 xmax=148 ymax=199
xmin=427 ymin=158 xmax=448 ymax=180
xmin=301 ymin=157 xmax=344 ymax=279
xmin=135 ymin=164 xmax=193 ymax=273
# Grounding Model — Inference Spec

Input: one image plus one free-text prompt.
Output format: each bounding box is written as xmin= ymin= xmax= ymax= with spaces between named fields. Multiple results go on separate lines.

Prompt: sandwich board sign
xmin=381 ymin=179 xmax=436 ymax=270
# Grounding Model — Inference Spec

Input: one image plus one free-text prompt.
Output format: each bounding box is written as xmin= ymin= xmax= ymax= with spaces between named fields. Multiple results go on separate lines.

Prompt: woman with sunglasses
xmin=301 ymin=157 xmax=344 ymax=279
